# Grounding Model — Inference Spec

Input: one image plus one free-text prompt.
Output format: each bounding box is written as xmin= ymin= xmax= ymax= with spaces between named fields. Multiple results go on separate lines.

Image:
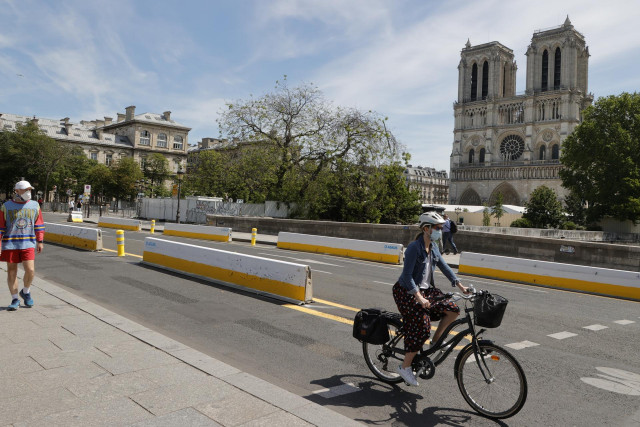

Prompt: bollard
xmin=150 ymin=220 xmax=155 ymax=234
xmin=251 ymin=228 xmax=257 ymax=246
xmin=116 ymin=230 xmax=125 ymax=256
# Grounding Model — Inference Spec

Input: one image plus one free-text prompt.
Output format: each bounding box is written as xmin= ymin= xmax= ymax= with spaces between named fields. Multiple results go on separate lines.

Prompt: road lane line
xmin=613 ymin=320 xmax=635 ymax=325
xmin=548 ymin=331 xmax=578 ymax=340
xmin=313 ymin=270 xmax=333 ymax=275
xmin=313 ymin=298 xmax=360 ymax=312
xmin=283 ymin=304 xmax=354 ymax=325
xmin=102 ymin=248 xmax=143 ymax=259
xmin=584 ymin=324 xmax=608 ymax=331
xmin=505 ymin=341 xmax=539 ymax=350
xmin=373 ymin=281 xmax=393 ymax=286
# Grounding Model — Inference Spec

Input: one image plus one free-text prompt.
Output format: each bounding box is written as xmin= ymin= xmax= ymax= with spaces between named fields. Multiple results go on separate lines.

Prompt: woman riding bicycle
xmin=394 ymin=211 xmax=469 ymax=386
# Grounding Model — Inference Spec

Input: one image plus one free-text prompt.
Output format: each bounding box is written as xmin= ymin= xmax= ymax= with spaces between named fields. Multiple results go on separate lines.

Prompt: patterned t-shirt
xmin=0 ymin=199 xmax=45 ymax=250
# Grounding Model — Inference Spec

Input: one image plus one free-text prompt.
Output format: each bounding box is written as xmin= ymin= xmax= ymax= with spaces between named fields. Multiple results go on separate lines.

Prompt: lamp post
xmin=454 ymin=206 xmax=462 ymax=222
xmin=175 ymin=167 xmax=184 ymax=223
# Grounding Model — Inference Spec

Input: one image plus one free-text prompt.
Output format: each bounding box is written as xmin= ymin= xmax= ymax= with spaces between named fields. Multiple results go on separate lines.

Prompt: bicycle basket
xmin=352 ymin=308 xmax=390 ymax=344
xmin=474 ymin=292 xmax=508 ymax=328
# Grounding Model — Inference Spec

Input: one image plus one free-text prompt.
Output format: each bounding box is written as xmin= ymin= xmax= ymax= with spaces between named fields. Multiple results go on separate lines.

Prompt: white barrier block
xmin=163 ymin=223 xmax=231 ymax=242
xmin=44 ymin=222 xmax=103 ymax=251
xmin=460 ymin=252 xmax=640 ymax=300
xmin=277 ymin=232 xmax=403 ymax=264
xmin=142 ymin=237 xmax=312 ymax=303
xmin=98 ymin=216 xmax=142 ymax=231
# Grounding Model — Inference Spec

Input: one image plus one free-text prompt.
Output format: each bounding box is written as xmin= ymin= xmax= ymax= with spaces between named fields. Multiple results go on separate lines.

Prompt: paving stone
xmin=49 ymin=331 xmax=136 ymax=352
xmin=194 ymin=389 xmax=280 ymax=426
xmin=58 ymin=319 xmax=125 ymax=337
xmin=131 ymin=376 xmax=233 ymax=416
xmin=2 ymin=387 xmax=82 ymax=425
xmin=8 ymin=325 xmax=75 ymax=344
xmin=33 ymin=304 xmax=85 ymax=318
xmin=0 ymin=356 xmax=43 ymax=375
xmin=94 ymin=350 xmax=180 ymax=375
xmin=14 ymin=396 xmax=152 ymax=426
xmin=29 ymin=314 xmax=86 ymax=328
xmin=189 ymin=356 xmax=242 ymax=378
xmin=130 ymin=408 xmax=222 ymax=427
xmin=97 ymin=337 xmax=162 ymax=356
xmin=66 ymin=371 xmax=158 ymax=404
xmin=168 ymin=347 xmax=212 ymax=364
xmin=97 ymin=313 xmax=149 ymax=333
xmin=289 ymin=402 xmax=363 ymax=427
xmin=138 ymin=362 xmax=209 ymax=387
xmin=130 ymin=329 xmax=191 ymax=352
xmin=239 ymin=410 xmax=313 ymax=427
xmin=223 ymin=372 xmax=311 ymax=412
xmin=0 ymin=373 xmax=37 ymax=399
xmin=31 ymin=347 xmax=113 ymax=369
xmin=0 ymin=339 xmax=61 ymax=361
xmin=72 ymin=300 xmax=122 ymax=318
xmin=25 ymin=362 xmax=110 ymax=391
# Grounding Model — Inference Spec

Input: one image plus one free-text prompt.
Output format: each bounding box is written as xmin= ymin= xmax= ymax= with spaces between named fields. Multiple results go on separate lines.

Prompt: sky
xmin=1 ymin=0 xmax=639 ymax=173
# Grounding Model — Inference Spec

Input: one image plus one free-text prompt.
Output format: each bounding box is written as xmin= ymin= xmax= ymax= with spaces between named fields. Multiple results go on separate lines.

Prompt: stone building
xmin=449 ymin=17 xmax=592 ymax=206
xmin=403 ymin=165 xmax=449 ymax=204
xmin=0 ymin=106 xmax=190 ymax=174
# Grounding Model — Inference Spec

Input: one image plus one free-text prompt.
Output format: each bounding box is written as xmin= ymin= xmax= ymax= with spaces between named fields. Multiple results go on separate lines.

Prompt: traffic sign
xmin=84 ymin=184 xmax=91 ymax=193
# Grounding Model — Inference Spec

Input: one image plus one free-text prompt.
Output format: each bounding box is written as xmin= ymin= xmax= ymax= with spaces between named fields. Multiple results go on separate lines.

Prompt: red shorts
xmin=0 ymin=248 xmax=36 ymax=263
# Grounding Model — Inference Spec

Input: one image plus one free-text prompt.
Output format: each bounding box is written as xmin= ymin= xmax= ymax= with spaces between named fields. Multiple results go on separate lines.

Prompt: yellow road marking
xmin=283 ymin=304 xmax=354 ymax=325
xmin=313 ymin=297 xmax=360 ymax=312
xmin=103 ymin=248 xmax=143 ymax=259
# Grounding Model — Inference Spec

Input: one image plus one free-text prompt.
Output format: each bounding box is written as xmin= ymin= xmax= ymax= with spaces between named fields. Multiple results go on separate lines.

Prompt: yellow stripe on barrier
xmin=163 ymin=229 xmax=229 ymax=242
xmin=99 ymin=222 xmax=140 ymax=231
xmin=143 ymin=251 xmax=307 ymax=301
xmin=459 ymin=265 xmax=640 ymax=300
xmin=277 ymin=241 xmax=401 ymax=264
xmin=45 ymin=233 xmax=99 ymax=251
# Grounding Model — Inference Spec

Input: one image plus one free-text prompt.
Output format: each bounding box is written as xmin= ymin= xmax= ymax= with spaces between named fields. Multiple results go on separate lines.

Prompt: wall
xmin=449 ymin=212 xmax=522 ymax=227
xmin=140 ymin=198 xmax=292 ymax=222
xmin=206 ymin=215 xmax=640 ymax=272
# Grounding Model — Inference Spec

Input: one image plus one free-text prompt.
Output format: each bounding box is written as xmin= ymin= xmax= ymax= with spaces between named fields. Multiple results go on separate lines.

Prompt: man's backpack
xmin=352 ymin=308 xmax=390 ymax=344
xmin=450 ymin=220 xmax=458 ymax=234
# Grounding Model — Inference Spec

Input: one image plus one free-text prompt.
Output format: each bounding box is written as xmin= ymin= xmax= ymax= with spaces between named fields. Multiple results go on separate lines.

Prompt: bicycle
xmin=361 ymin=286 xmax=527 ymax=419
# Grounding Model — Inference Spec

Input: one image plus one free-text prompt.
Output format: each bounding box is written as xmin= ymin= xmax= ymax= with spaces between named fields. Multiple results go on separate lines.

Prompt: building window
xmin=479 ymin=148 xmax=485 ymax=163
xmin=140 ymin=156 xmax=147 ymax=169
xmin=470 ymin=64 xmax=478 ymax=101
xmin=468 ymin=149 xmax=475 ymax=164
xmin=482 ymin=61 xmax=489 ymax=99
xmin=551 ymin=144 xmax=559 ymax=160
xmin=502 ymin=64 xmax=507 ymax=96
xmin=106 ymin=154 xmax=113 ymax=166
xmin=173 ymin=135 xmax=184 ymax=150
xmin=157 ymin=133 xmax=167 ymax=148
xmin=90 ymin=152 xmax=98 ymax=161
xmin=541 ymin=50 xmax=549 ymax=92
xmin=554 ymin=47 xmax=561 ymax=89
xmin=539 ymin=145 xmax=546 ymax=160
xmin=500 ymin=134 xmax=525 ymax=161
xmin=140 ymin=130 xmax=150 ymax=146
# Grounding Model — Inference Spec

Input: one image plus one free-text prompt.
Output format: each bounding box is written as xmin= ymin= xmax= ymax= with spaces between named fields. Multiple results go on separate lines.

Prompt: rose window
xmin=500 ymin=135 xmax=525 ymax=161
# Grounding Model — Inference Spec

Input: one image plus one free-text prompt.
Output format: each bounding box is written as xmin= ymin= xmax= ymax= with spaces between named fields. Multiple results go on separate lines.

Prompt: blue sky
xmin=1 ymin=0 xmax=639 ymax=173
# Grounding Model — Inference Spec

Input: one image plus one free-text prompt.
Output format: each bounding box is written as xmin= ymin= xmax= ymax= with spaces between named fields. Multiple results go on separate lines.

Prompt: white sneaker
xmin=397 ymin=365 xmax=419 ymax=386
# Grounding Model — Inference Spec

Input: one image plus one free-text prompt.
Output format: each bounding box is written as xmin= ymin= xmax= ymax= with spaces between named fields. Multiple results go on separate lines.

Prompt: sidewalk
xmin=0 ymin=266 xmax=360 ymax=426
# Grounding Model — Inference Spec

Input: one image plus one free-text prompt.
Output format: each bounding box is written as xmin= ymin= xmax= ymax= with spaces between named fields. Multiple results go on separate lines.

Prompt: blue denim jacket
xmin=398 ymin=236 xmax=459 ymax=294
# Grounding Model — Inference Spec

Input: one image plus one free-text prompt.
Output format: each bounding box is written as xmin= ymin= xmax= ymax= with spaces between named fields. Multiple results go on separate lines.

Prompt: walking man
xmin=442 ymin=214 xmax=459 ymax=255
xmin=0 ymin=180 xmax=45 ymax=310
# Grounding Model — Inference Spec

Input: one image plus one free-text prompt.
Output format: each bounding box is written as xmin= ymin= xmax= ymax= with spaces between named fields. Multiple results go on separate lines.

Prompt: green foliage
xmin=563 ymin=191 xmax=587 ymax=226
xmin=560 ymin=92 xmax=640 ymax=224
xmin=491 ymin=193 xmax=505 ymax=225
xmin=110 ymin=157 xmax=143 ymax=201
xmin=510 ymin=218 xmax=534 ymax=228
xmin=561 ymin=221 xmax=585 ymax=230
xmin=143 ymin=153 xmax=172 ymax=189
xmin=523 ymin=185 xmax=564 ymax=228
xmin=482 ymin=205 xmax=491 ymax=226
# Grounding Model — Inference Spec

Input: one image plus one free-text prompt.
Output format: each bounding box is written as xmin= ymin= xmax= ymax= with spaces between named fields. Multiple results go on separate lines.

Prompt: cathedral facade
xmin=449 ymin=17 xmax=593 ymax=206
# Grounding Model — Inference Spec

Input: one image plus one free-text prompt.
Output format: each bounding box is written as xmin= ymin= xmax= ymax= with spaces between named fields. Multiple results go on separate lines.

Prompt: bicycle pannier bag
xmin=474 ymin=292 xmax=508 ymax=328
xmin=353 ymin=308 xmax=390 ymax=344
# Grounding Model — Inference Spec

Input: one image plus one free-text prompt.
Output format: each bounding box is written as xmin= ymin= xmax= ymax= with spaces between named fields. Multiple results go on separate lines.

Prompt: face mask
xmin=430 ymin=229 xmax=442 ymax=241
xmin=19 ymin=191 xmax=32 ymax=201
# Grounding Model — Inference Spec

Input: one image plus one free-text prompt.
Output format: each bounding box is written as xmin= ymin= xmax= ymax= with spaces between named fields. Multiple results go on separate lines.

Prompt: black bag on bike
xmin=474 ymin=292 xmax=508 ymax=328
xmin=353 ymin=308 xmax=390 ymax=344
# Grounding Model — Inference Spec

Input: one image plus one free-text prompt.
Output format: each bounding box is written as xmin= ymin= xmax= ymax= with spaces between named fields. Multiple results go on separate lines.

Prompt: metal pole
xmin=116 ymin=230 xmax=125 ymax=256
xmin=176 ymin=178 xmax=182 ymax=224
xmin=150 ymin=220 xmax=155 ymax=234
xmin=251 ymin=228 xmax=257 ymax=246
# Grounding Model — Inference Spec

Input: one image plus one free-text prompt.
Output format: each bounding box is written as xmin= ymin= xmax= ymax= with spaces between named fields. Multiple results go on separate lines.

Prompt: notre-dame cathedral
xmin=449 ymin=17 xmax=592 ymax=206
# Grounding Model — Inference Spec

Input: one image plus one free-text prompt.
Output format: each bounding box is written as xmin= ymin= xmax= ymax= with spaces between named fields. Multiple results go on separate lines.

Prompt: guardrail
xmin=277 ymin=232 xmax=404 ymax=264
xmin=142 ymin=237 xmax=312 ymax=304
xmin=459 ymin=252 xmax=640 ymax=300
xmin=98 ymin=216 xmax=142 ymax=231
xmin=44 ymin=222 xmax=103 ymax=251
xmin=163 ymin=223 xmax=231 ymax=242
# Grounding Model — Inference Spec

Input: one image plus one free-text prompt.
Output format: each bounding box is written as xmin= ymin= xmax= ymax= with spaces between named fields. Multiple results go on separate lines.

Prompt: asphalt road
xmin=32 ymin=217 xmax=640 ymax=426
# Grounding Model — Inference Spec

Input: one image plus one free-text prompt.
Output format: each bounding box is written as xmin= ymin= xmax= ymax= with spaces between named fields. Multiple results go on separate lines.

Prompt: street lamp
xmin=175 ymin=167 xmax=185 ymax=223
xmin=454 ymin=206 xmax=462 ymax=222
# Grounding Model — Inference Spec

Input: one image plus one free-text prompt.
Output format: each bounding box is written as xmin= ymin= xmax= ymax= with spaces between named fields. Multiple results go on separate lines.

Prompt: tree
xmin=560 ymin=92 xmax=640 ymax=224
xmin=482 ymin=204 xmax=491 ymax=226
xmin=110 ymin=157 xmax=143 ymax=202
xmin=142 ymin=153 xmax=172 ymax=196
xmin=523 ymin=185 xmax=564 ymax=228
xmin=564 ymin=191 xmax=587 ymax=226
xmin=491 ymin=193 xmax=505 ymax=226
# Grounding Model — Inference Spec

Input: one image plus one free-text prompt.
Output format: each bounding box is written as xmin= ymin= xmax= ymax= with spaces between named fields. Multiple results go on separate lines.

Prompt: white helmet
xmin=419 ymin=212 xmax=445 ymax=228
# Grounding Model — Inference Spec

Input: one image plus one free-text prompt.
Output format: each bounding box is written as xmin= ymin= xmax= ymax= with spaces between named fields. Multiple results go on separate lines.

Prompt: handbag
xmin=474 ymin=292 xmax=508 ymax=328
xmin=352 ymin=308 xmax=390 ymax=344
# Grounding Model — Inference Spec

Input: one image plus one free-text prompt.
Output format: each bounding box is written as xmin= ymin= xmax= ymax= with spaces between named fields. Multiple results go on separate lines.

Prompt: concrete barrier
xmin=68 ymin=212 xmax=83 ymax=223
xmin=459 ymin=252 xmax=640 ymax=301
xmin=163 ymin=223 xmax=231 ymax=242
xmin=277 ymin=232 xmax=404 ymax=264
xmin=98 ymin=216 xmax=141 ymax=231
xmin=142 ymin=237 xmax=312 ymax=304
xmin=44 ymin=222 xmax=103 ymax=251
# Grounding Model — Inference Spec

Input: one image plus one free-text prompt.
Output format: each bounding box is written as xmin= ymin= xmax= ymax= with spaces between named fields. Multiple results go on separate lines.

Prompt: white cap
xmin=15 ymin=180 xmax=34 ymax=190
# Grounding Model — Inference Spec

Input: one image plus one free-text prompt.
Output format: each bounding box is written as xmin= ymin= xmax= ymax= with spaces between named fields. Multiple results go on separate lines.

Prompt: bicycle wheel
xmin=455 ymin=342 xmax=527 ymax=419
xmin=362 ymin=318 xmax=404 ymax=383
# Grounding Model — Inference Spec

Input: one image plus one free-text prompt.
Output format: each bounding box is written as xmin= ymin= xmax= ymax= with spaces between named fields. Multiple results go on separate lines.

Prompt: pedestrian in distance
xmin=68 ymin=198 xmax=74 ymax=212
xmin=76 ymin=199 xmax=82 ymax=212
xmin=0 ymin=180 xmax=45 ymax=311
xmin=392 ymin=212 xmax=469 ymax=386
xmin=442 ymin=214 xmax=459 ymax=255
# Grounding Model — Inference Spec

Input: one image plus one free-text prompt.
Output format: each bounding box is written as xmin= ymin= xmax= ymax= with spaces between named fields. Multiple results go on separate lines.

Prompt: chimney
xmin=96 ymin=128 xmax=104 ymax=140
xmin=163 ymin=111 xmax=171 ymax=121
xmin=104 ymin=116 xmax=113 ymax=126
xmin=96 ymin=120 xmax=105 ymax=128
xmin=63 ymin=118 xmax=72 ymax=135
xmin=117 ymin=113 xmax=125 ymax=123
xmin=31 ymin=117 xmax=39 ymax=126
xmin=125 ymin=105 xmax=136 ymax=121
